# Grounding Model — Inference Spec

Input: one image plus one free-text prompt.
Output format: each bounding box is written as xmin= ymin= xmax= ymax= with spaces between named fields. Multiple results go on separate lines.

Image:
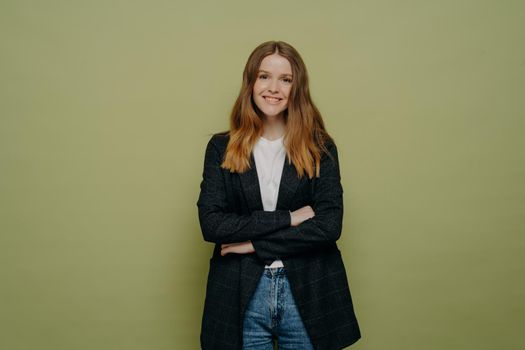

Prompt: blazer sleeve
xmin=197 ymin=135 xmax=292 ymax=244
xmin=250 ymin=142 xmax=344 ymax=264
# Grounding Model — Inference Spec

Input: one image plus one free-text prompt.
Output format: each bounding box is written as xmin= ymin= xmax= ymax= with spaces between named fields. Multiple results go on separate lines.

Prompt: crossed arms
xmin=196 ymin=136 xmax=344 ymax=264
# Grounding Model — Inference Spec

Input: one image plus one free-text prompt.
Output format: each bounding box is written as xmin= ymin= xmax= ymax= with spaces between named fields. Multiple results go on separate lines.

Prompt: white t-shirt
xmin=253 ymin=135 xmax=286 ymax=268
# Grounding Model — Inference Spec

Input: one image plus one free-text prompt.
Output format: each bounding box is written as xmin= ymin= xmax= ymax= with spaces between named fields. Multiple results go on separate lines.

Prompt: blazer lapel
xmin=239 ymin=151 xmax=303 ymax=212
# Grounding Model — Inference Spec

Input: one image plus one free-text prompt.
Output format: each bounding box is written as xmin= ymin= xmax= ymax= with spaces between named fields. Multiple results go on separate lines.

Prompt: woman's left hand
xmin=221 ymin=241 xmax=255 ymax=256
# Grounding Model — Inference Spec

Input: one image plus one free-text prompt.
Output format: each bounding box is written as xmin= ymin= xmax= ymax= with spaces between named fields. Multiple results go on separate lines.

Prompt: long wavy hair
xmin=220 ymin=40 xmax=335 ymax=179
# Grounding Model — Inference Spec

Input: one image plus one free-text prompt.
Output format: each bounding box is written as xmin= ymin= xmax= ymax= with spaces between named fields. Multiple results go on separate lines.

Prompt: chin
xmin=262 ymin=110 xmax=286 ymax=118
xmin=257 ymin=104 xmax=285 ymax=116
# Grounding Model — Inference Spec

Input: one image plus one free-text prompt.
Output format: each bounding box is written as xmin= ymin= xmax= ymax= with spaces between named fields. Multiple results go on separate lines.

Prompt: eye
xmin=282 ymin=78 xmax=292 ymax=83
xmin=258 ymin=74 xmax=268 ymax=79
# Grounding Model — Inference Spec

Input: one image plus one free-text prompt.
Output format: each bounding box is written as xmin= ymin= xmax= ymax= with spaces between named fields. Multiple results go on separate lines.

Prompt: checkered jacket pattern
xmin=197 ymin=132 xmax=361 ymax=349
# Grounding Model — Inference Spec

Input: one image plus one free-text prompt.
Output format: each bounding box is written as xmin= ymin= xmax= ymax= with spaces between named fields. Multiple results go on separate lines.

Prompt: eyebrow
xmin=257 ymin=70 xmax=293 ymax=77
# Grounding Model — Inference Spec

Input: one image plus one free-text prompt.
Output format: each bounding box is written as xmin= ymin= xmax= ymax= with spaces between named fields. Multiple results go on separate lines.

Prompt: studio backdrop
xmin=1 ymin=0 xmax=524 ymax=349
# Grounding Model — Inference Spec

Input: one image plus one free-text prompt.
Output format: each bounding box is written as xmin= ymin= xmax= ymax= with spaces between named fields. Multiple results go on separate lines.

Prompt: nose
xmin=268 ymin=78 xmax=279 ymax=93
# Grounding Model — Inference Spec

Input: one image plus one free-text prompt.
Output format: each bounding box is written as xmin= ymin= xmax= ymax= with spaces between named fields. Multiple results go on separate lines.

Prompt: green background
xmin=1 ymin=0 xmax=524 ymax=349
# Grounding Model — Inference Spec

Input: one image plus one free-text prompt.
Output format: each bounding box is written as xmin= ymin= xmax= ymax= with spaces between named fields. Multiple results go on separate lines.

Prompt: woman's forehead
xmin=259 ymin=54 xmax=292 ymax=75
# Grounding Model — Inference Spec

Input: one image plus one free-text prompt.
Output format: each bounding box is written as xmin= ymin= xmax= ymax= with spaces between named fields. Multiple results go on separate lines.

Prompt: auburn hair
xmin=220 ymin=40 xmax=335 ymax=179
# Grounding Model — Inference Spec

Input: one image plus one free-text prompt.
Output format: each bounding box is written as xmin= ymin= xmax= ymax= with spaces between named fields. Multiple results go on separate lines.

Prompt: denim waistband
xmin=262 ymin=266 xmax=286 ymax=277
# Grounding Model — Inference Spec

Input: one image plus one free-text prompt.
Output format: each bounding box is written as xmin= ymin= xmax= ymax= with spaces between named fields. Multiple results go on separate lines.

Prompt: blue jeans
xmin=242 ymin=267 xmax=315 ymax=350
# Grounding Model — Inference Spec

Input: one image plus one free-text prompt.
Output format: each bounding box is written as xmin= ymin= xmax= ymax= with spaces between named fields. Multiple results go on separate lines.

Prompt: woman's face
xmin=252 ymin=53 xmax=293 ymax=120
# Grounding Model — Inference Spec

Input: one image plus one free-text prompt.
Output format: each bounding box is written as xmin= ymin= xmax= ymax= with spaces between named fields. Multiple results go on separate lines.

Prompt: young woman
xmin=197 ymin=41 xmax=361 ymax=350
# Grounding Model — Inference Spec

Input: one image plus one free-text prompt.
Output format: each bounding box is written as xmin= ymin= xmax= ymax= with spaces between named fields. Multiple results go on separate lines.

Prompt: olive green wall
xmin=1 ymin=0 xmax=523 ymax=349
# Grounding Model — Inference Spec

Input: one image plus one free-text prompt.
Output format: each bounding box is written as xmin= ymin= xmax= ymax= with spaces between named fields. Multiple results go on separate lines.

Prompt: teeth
xmin=265 ymin=97 xmax=280 ymax=102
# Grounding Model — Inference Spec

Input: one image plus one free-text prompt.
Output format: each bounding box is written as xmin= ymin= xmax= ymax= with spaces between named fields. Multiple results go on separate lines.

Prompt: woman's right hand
xmin=290 ymin=205 xmax=315 ymax=227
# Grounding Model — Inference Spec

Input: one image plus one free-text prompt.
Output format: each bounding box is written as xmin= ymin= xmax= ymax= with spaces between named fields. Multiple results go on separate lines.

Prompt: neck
xmin=262 ymin=115 xmax=286 ymax=140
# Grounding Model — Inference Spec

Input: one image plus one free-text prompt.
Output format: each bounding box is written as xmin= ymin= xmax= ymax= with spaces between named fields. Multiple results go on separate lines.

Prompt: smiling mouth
xmin=264 ymin=96 xmax=282 ymax=102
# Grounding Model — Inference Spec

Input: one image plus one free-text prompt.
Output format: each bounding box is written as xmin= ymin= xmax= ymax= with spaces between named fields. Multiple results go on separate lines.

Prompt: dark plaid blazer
xmin=197 ymin=131 xmax=361 ymax=350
